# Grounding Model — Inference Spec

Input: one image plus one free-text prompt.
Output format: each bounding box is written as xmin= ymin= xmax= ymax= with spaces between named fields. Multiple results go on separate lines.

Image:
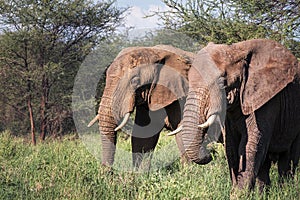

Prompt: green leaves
xmin=0 ymin=0 xmax=126 ymax=137
xmin=158 ymin=0 xmax=300 ymax=48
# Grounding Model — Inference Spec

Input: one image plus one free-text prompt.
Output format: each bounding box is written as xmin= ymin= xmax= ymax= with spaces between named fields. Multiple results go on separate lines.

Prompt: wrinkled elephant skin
xmin=90 ymin=45 xmax=195 ymax=170
xmin=180 ymin=39 xmax=300 ymax=191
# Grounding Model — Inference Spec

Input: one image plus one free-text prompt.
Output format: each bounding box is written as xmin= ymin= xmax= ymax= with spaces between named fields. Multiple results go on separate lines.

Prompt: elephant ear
xmin=148 ymin=46 xmax=194 ymax=111
xmin=239 ymin=39 xmax=298 ymax=115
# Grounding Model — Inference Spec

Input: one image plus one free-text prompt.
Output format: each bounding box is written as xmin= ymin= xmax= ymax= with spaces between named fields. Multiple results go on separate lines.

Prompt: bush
xmin=0 ymin=130 xmax=17 ymax=160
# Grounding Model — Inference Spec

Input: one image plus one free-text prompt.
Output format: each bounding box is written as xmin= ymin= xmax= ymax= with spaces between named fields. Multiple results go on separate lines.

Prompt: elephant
xmin=88 ymin=45 xmax=195 ymax=169
xmin=170 ymin=39 xmax=300 ymax=191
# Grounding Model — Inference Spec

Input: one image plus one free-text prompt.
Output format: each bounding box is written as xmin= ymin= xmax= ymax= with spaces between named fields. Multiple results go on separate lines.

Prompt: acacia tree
xmin=233 ymin=0 xmax=300 ymax=41
xmin=158 ymin=0 xmax=300 ymax=55
xmin=0 ymin=0 xmax=126 ymax=143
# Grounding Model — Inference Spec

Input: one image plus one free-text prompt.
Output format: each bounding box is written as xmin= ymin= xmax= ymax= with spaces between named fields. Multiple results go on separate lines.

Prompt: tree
xmin=0 ymin=0 xmax=126 ymax=143
xmin=232 ymin=0 xmax=300 ymax=57
xmin=158 ymin=0 xmax=300 ymax=55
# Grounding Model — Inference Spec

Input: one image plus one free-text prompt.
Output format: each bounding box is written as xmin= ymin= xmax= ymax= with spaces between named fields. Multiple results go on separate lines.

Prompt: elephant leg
xmin=237 ymin=98 xmax=279 ymax=190
xmin=131 ymin=104 xmax=165 ymax=170
xmin=236 ymin=121 xmax=259 ymax=189
xmin=290 ymin=133 xmax=300 ymax=175
xmin=131 ymin=133 xmax=160 ymax=170
xmin=256 ymin=155 xmax=271 ymax=192
xmin=224 ymin=117 xmax=241 ymax=187
xmin=278 ymin=150 xmax=292 ymax=184
xmin=236 ymin=113 xmax=267 ymax=190
xmin=225 ymin=143 xmax=239 ymax=187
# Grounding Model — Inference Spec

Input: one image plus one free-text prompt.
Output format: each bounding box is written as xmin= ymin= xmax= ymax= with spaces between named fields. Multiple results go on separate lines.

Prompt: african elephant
xmin=88 ymin=45 xmax=195 ymax=169
xmin=170 ymin=39 xmax=300 ymax=190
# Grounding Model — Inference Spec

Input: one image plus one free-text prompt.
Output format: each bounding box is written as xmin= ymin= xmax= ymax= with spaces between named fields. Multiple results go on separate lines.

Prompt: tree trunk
xmin=27 ymin=95 xmax=36 ymax=146
xmin=26 ymin=77 xmax=36 ymax=145
xmin=40 ymin=95 xmax=46 ymax=140
xmin=40 ymin=74 xmax=49 ymax=140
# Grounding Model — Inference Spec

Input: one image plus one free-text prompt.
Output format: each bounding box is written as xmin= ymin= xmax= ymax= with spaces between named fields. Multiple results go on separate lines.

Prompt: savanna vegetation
xmin=0 ymin=0 xmax=300 ymax=199
xmin=1 ymin=130 xmax=299 ymax=199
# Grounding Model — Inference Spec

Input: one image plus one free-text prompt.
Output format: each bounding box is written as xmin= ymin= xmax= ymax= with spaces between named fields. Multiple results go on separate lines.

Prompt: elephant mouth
xmin=135 ymin=86 xmax=150 ymax=106
xmin=114 ymin=87 xmax=150 ymax=131
xmin=167 ymin=113 xmax=219 ymax=165
xmin=195 ymin=146 xmax=213 ymax=165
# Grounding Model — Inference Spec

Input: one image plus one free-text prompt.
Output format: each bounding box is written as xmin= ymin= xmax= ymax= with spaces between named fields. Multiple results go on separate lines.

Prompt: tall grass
xmin=0 ymin=130 xmax=299 ymax=200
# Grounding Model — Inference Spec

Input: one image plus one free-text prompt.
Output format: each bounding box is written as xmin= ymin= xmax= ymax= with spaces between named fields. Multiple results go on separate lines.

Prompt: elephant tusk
xmin=198 ymin=114 xmax=217 ymax=129
xmin=87 ymin=114 xmax=100 ymax=127
xmin=114 ymin=113 xmax=131 ymax=131
xmin=167 ymin=125 xmax=182 ymax=136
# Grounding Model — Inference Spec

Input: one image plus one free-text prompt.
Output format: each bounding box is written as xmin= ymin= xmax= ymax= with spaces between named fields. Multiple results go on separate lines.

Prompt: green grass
xmin=0 ymin=130 xmax=299 ymax=200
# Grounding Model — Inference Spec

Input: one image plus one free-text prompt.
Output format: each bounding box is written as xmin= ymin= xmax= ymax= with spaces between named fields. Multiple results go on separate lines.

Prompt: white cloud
xmin=123 ymin=5 xmax=169 ymax=29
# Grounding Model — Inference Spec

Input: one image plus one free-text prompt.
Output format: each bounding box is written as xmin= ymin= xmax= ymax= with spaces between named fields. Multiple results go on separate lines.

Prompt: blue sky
xmin=116 ymin=0 xmax=168 ymax=29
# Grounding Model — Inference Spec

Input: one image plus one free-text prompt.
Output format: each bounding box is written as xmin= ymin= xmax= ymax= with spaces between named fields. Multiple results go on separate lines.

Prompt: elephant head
xmin=174 ymin=39 xmax=298 ymax=165
xmin=89 ymin=45 xmax=194 ymax=166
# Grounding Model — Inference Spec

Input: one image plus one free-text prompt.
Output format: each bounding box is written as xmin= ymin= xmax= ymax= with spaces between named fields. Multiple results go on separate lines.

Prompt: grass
xmin=0 ymin=130 xmax=299 ymax=200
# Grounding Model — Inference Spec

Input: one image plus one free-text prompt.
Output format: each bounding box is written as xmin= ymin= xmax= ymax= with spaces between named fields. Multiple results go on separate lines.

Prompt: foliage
xmin=158 ymin=0 xmax=300 ymax=55
xmin=0 ymin=0 xmax=126 ymax=138
xmin=232 ymin=0 xmax=300 ymax=41
xmin=0 ymin=130 xmax=18 ymax=160
xmin=0 ymin=131 xmax=299 ymax=199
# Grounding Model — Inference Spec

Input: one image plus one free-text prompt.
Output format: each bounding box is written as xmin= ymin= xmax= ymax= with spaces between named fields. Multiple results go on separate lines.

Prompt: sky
xmin=116 ymin=0 xmax=168 ymax=29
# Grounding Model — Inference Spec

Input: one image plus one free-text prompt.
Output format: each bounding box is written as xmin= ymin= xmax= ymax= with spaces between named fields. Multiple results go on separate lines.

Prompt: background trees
xmin=158 ymin=0 xmax=300 ymax=56
xmin=0 ymin=0 xmax=299 ymax=142
xmin=0 ymin=0 xmax=126 ymax=143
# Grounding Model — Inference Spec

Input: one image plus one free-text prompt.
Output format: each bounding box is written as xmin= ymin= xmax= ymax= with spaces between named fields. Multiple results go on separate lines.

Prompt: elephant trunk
xmin=181 ymin=89 xmax=212 ymax=164
xmin=98 ymin=93 xmax=117 ymax=166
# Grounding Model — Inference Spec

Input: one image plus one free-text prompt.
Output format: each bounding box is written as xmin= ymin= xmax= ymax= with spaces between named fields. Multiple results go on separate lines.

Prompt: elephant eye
xmin=131 ymin=76 xmax=140 ymax=88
